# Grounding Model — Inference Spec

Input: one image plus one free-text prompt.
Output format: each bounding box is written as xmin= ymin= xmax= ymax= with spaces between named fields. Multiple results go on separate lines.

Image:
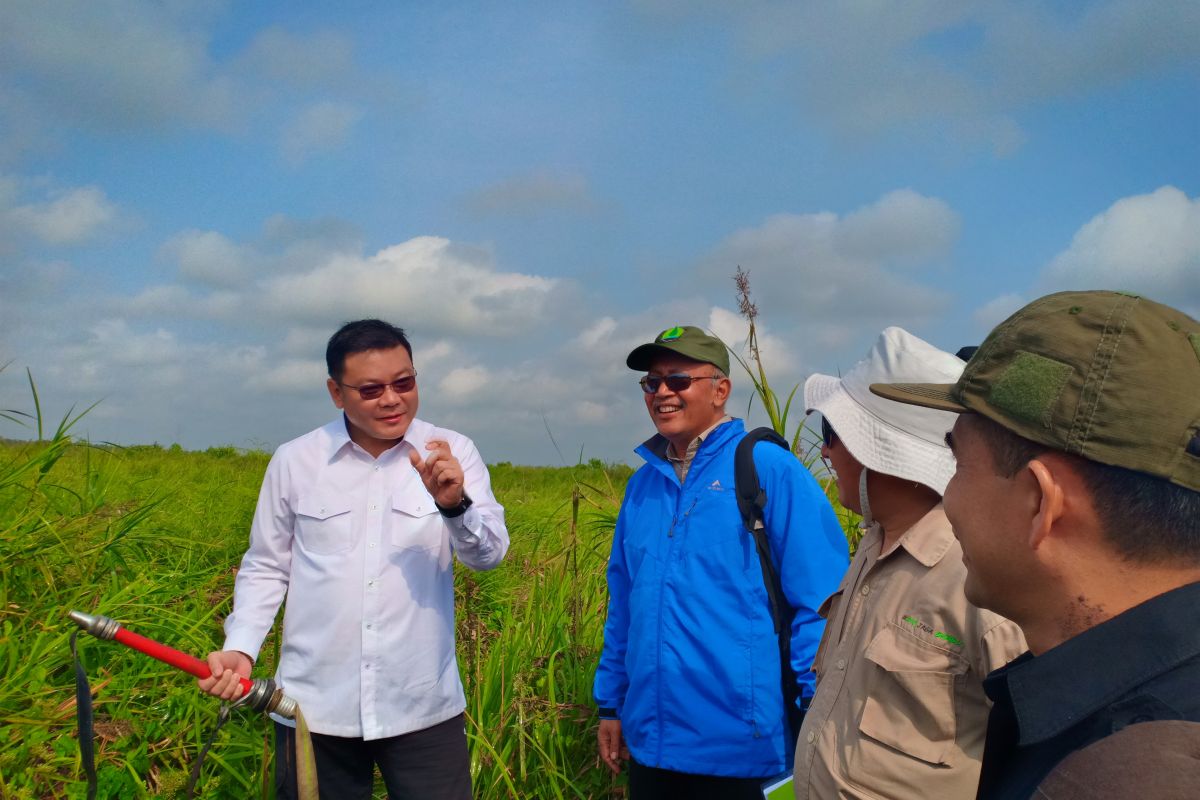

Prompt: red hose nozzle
xmin=68 ymin=610 xmax=296 ymax=719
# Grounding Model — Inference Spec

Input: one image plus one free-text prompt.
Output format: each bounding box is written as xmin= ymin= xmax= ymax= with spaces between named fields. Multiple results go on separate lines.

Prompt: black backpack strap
xmin=734 ymin=427 xmax=805 ymax=744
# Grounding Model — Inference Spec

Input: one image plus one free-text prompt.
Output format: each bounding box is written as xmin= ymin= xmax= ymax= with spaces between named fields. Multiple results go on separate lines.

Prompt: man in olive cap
xmin=593 ymin=325 xmax=848 ymax=798
xmin=871 ymin=291 xmax=1200 ymax=799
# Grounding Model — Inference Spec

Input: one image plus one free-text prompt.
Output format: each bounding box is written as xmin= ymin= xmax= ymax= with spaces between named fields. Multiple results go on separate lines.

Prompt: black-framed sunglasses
xmin=639 ymin=372 xmax=718 ymax=395
xmin=340 ymin=373 xmax=417 ymax=400
xmin=821 ymin=417 xmax=838 ymax=448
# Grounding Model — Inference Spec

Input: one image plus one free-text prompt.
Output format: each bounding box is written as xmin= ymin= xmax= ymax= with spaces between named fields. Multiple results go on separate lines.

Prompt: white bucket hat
xmin=804 ymin=327 xmax=964 ymax=495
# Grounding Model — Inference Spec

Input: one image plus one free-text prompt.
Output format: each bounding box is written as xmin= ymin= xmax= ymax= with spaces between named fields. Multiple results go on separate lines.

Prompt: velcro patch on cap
xmin=988 ymin=350 xmax=1074 ymax=428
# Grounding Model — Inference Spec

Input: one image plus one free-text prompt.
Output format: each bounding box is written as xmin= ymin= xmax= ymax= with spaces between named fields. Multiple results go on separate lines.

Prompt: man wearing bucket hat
xmin=593 ymin=325 xmax=848 ymax=798
xmin=794 ymin=327 xmax=1026 ymax=799
xmin=870 ymin=291 xmax=1200 ymax=799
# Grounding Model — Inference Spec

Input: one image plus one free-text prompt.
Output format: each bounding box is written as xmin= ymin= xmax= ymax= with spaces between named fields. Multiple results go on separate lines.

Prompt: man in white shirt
xmin=198 ymin=319 xmax=509 ymax=799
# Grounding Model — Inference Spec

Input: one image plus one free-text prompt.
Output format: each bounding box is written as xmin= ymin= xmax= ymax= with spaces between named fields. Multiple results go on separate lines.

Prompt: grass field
xmin=0 ymin=407 xmax=856 ymax=798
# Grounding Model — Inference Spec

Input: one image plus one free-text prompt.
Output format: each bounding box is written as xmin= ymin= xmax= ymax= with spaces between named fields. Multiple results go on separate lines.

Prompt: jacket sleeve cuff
xmin=597 ymin=706 xmax=618 ymax=720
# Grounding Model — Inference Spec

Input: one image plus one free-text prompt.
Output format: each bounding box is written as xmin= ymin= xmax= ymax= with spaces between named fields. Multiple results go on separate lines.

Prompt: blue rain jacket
xmin=594 ymin=419 xmax=849 ymax=778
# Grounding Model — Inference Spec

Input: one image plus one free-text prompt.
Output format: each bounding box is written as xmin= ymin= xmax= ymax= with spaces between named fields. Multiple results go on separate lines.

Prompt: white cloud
xmin=702 ymin=191 xmax=956 ymax=328
xmin=161 ymin=230 xmax=257 ymax=287
xmin=119 ymin=284 xmax=241 ymax=319
xmin=834 ymin=190 xmax=960 ymax=266
xmin=0 ymin=4 xmax=383 ymax=160
xmin=972 ymin=293 xmax=1026 ymax=331
xmin=0 ymin=0 xmax=234 ymax=133
xmin=637 ymin=0 xmax=1200 ymax=154
xmin=465 ymin=170 xmax=599 ymax=216
xmin=281 ymin=101 xmax=363 ymax=164
xmin=239 ymin=28 xmax=356 ymax=89
xmin=439 ymin=366 xmax=490 ymax=404
xmin=1040 ymin=186 xmax=1200 ymax=313
xmin=708 ymin=306 xmax=798 ymax=376
xmin=576 ymin=401 xmax=608 ymax=424
xmin=2 ymin=184 xmax=119 ymax=246
xmin=246 ymin=358 xmax=325 ymax=393
xmin=265 ymin=236 xmax=563 ymax=336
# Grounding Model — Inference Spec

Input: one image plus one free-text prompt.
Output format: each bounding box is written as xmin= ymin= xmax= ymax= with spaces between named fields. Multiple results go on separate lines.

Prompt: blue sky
xmin=1 ymin=1 xmax=1198 ymax=464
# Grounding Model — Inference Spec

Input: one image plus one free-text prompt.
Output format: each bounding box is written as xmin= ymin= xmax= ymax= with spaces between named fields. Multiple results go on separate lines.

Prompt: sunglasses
xmin=821 ymin=417 xmax=838 ymax=448
xmin=340 ymin=374 xmax=417 ymax=400
xmin=639 ymin=372 xmax=718 ymax=395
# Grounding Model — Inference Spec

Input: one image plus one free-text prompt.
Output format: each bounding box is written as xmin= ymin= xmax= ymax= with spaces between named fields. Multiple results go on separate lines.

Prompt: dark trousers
xmin=274 ymin=714 xmax=471 ymax=800
xmin=628 ymin=759 xmax=766 ymax=800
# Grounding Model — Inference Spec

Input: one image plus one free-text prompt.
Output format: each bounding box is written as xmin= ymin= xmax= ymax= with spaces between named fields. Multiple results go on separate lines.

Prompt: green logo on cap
xmin=660 ymin=326 xmax=685 ymax=341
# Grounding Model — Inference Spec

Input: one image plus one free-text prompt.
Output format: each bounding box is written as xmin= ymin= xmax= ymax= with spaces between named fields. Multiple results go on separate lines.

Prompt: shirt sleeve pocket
xmin=858 ymin=622 xmax=968 ymax=766
xmin=390 ymin=491 xmax=442 ymax=551
xmin=294 ymin=495 xmax=355 ymax=555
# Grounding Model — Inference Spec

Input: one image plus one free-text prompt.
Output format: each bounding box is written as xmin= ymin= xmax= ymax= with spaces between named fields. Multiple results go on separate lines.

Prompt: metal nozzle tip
xmin=67 ymin=610 xmax=118 ymax=639
xmin=68 ymin=610 xmax=95 ymax=629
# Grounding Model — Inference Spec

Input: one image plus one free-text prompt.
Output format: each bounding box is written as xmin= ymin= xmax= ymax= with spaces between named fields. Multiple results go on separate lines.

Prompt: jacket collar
xmin=636 ymin=418 xmax=744 ymax=481
xmin=986 ymin=580 xmax=1200 ymax=745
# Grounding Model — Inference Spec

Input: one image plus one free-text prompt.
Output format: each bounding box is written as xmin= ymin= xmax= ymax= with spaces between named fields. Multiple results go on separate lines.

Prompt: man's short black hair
xmin=326 ymin=320 xmax=413 ymax=381
xmin=974 ymin=416 xmax=1200 ymax=564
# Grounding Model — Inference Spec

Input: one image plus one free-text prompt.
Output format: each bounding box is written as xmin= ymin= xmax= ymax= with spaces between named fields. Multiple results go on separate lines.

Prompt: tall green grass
xmin=0 ymin=392 xmax=634 ymax=798
xmin=727 ymin=266 xmax=863 ymax=550
xmin=0 ymin=374 xmax=857 ymax=798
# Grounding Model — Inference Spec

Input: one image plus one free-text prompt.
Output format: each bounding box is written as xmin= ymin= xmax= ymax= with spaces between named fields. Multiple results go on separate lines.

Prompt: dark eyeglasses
xmin=340 ymin=374 xmax=417 ymax=400
xmin=821 ymin=417 xmax=838 ymax=448
xmin=639 ymin=373 xmax=718 ymax=394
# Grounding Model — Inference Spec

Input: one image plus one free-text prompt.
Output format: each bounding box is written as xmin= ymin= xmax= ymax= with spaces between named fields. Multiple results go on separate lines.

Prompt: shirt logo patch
xmin=902 ymin=615 xmax=963 ymax=647
xmin=659 ymin=326 xmax=685 ymax=341
xmin=708 ymin=479 xmax=724 ymax=491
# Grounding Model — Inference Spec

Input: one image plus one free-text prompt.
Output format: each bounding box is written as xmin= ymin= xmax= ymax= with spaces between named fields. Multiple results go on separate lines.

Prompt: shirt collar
xmin=987 ymin=580 xmax=1200 ymax=745
xmin=883 ymin=503 xmax=956 ymax=567
xmin=667 ymin=415 xmax=732 ymax=461
xmin=322 ymin=415 xmax=429 ymax=462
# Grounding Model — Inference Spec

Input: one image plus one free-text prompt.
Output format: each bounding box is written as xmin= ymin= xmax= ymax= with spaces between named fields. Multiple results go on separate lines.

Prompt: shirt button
xmin=365 ymin=623 xmax=372 ymax=629
xmin=836 ymin=658 xmax=847 ymax=670
xmin=370 ymin=504 xmax=377 ymax=511
xmin=806 ymin=731 xmax=817 ymax=744
xmin=367 ymin=580 xmax=375 ymax=588
xmin=861 ymin=585 xmax=871 ymax=596
xmin=368 ymin=542 xmax=375 ymax=549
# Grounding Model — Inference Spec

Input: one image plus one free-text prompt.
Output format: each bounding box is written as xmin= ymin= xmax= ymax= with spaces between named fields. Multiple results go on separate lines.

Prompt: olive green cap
xmin=626 ymin=325 xmax=730 ymax=375
xmin=870 ymin=290 xmax=1200 ymax=491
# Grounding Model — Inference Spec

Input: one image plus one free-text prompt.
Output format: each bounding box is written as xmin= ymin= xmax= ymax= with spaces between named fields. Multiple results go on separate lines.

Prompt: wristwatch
xmin=436 ymin=493 xmax=473 ymax=518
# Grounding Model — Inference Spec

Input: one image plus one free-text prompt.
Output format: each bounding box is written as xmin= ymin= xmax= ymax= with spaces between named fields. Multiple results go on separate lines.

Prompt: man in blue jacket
xmin=594 ymin=325 xmax=849 ymax=798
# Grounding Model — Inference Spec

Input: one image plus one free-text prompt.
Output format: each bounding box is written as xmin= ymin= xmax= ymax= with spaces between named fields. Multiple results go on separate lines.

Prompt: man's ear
xmin=1027 ymin=457 xmax=1066 ymax=550
xmin=327 ymin=377 xmax=344 ymax=409
xmin=713 ymin=375 xmax=732 ymax=406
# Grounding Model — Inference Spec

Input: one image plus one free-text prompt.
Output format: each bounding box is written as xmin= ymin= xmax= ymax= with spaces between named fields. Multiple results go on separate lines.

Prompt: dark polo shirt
xmin=976 ymin=580 xmax=1200 ymax=800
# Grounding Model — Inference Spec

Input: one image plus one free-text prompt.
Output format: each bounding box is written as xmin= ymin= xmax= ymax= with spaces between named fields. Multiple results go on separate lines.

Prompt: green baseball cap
xmin=870 ymin=290 xmax=1200 ymax=491
xmin=626 ymin=325 xmax=731 ymax=375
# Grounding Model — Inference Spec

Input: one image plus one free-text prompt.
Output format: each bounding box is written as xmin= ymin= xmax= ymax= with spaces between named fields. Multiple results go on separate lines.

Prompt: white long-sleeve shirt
xmin=223 ymin=416 xmax=508 ymax=739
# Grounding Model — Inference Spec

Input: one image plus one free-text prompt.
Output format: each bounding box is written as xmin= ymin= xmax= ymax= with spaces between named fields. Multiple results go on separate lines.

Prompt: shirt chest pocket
xmin=390 ymin=491 xmax=442 ymax=552
xmin=294 ymin=495 xmax=355 ymax=555
xmin=858 ymin=622 xmax=969 ymax=766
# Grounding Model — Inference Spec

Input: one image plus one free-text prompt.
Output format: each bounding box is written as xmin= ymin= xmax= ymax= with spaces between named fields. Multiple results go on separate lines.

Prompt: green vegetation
xmin=0 ymin=402 xmax=856 ymax=799
xmin=728 ymin=267 xmax=863 ymax=550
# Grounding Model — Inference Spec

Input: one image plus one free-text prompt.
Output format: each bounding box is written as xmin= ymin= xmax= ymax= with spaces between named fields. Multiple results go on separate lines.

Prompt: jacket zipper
xmin=657 ymin=491 xmax=699 ymax=763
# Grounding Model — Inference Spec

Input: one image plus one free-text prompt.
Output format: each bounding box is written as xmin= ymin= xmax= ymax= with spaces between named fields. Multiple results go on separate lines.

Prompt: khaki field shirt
xmin=793 ymin=505 xmax=1026 ymax=800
